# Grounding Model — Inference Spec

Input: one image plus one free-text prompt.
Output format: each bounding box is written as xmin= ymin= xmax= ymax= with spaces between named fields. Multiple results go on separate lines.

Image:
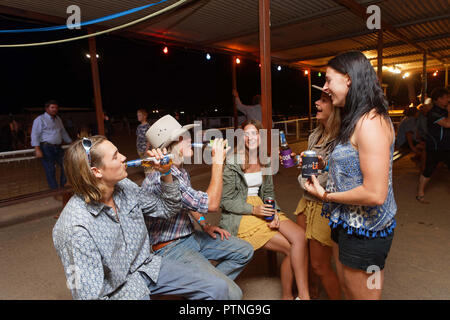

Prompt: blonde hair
xmin=77 ymin=126 xmax=91 ymax=139
xmin=315 ymin=97 xmax=342 ymax=144
xmin=64 ymin=135 xmax=107 ymax=203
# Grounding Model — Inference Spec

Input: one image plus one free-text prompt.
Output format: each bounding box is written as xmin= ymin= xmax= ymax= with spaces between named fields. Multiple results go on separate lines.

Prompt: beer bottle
xmin=191 ymin=139 xmax=229 ymax=149
xmin=125 ymin=154 xmax=173 ymax=168
xmin=279 ymin=131 xmax=296 ymax=168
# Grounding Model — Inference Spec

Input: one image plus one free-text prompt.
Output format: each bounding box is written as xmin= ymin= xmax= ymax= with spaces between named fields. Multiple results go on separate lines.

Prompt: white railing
xmin=214 ymin=116 xmax=316 ymax=140
xmin=0 ymin=145 xmax=69 ymax=163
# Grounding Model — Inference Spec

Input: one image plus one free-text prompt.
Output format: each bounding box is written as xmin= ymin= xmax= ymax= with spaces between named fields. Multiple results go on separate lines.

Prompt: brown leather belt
xmin=152 ymin=240 xmax=174 ymax=252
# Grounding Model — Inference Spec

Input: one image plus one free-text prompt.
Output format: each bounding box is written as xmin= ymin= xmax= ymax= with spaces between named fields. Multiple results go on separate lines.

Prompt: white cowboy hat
xmin=312 ymin=84 xmax=332 ymax=98
xmin=146 ymin=114 xmax=200 ymax=149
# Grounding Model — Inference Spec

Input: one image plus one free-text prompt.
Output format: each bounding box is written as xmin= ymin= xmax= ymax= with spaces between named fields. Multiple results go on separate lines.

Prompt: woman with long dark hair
xmin=304 ymin=51 xmax=397 ymax=300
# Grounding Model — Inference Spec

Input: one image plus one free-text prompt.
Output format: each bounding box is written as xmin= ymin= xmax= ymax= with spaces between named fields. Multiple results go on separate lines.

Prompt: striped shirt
xmin=141 ymin=165 xmax=209 ymax=244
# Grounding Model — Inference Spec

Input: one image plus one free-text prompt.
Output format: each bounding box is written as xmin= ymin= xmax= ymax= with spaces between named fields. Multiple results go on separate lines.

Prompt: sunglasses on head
xmin=82 ymin=137 xmax=92 ymax=166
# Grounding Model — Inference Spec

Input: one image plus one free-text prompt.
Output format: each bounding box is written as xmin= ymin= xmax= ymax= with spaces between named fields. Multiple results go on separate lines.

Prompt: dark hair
xmin=327 ymin=51 xmax=389 ymax=143
xmin=45 ymin=100 xmax=59 ymax=109
xmin=403 ymin=106 xmax=418 ymax=117
xmin=430 ymin=87 xmax=449 ymax=102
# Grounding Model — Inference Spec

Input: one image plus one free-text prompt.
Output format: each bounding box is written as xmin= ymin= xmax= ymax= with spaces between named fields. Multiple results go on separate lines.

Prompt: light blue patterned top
xmin=321 ymin=139 xmax=397 ymax=238
xmin=52 ymin=178 xmax=181 ymax=300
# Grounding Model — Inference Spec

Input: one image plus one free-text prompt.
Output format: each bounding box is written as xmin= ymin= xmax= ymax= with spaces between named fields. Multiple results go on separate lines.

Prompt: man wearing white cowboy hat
xmin=142 ymin=115 xmax=254 ymax=300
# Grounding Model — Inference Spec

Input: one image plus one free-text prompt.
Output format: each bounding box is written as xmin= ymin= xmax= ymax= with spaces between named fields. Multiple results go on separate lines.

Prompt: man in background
xmin=233 ymin=89 xmax=262 ymax=123
xmin=31 ymin=100 xmax=72 ymax=190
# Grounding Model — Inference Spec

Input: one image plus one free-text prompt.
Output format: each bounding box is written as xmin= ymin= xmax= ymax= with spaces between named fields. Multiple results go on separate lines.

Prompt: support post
xmin=88 ymin=30 xmax=105 ymax=136
xmin=377 ymin=28 xmax=383 ymax=84
xmin=231 ymin=57 xmax=238 ymax=128
xmin=259 ymin=0 xmax=273 ymax=145
xmin=308 ymin=69 xmax=312 ymax=132
xmin=421 ymin=52 xmax=427 ymax=103
xmin=445 ymin=65 xmax=448 ymax=88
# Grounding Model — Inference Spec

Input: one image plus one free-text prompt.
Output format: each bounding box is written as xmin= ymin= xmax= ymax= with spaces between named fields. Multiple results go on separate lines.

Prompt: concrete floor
xmin=0 ymin=141 xmax=449 ymax=300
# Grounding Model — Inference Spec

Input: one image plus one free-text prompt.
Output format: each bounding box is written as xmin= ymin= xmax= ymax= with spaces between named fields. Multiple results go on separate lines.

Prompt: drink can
xmin=263 ymin=197 xmax=275 ymax=221
xmin=280 ymin=148 xmax=295 ymax=168
xmin=301 ymin=150 xmax=319 ymax=178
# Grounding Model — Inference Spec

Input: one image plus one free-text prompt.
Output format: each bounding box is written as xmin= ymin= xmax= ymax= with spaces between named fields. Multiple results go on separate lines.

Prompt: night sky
xmin=0 ymin=14 xmax=446 ymax=118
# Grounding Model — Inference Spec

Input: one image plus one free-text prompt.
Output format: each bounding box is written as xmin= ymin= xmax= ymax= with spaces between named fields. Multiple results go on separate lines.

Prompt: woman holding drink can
xmin=220 ymin=120 xmax=310 ymax=300
xmin=286 ymin=85 xmax=342 ymax=300
xmin=304 ymin=51 xmax=397 ymax=300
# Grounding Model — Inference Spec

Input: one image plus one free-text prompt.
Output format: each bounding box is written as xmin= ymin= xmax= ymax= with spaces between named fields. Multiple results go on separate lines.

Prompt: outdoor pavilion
xmin=0 ymin=0 xmax=448 ymax=138
xmin=0 ymin=1 xmax=449 ymax=300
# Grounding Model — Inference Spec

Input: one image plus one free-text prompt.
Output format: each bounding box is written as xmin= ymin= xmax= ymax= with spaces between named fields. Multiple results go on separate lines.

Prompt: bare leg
xmin=263 ymin=233 xmax=294 ymax=300
xmin=296 ymin=214 xmax=320 ymax=298
xmin=309 ymin=239 xmax=342 ymax=300
xmin=342 ymin=264 xmax=384 ymax=300
xmin=278 ymin=220 xmax=310 ymax=300
xmin=332 ymin=243 xmax=348 ymax=299
xmin=417 ymin=174 xmax=431 ymax=203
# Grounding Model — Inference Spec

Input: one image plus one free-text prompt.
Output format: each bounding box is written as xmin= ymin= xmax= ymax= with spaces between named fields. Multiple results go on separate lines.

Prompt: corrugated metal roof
xmin=0 ymin=0 xmax=448 ymax=72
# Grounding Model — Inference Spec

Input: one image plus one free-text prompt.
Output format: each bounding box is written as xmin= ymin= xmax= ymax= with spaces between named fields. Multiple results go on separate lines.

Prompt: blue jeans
xmin=141 ymin=256 xmax=229 ymax=300
xmin=154 ymin=231 xmax=254 ymax=300
xmin=40 ymin=144 xmax=66 ymax=190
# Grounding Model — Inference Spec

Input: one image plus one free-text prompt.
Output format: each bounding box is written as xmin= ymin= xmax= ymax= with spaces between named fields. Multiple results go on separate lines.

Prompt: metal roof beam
xmin=331 ymin=0 xmax=447 ymax=63
xmin=273 ymin=14 xmax=450 ymax=53
xmin=284 ymin=33 xmax=450 ymax=63
xmin=198 ymin=0 xmax=383 ymax=46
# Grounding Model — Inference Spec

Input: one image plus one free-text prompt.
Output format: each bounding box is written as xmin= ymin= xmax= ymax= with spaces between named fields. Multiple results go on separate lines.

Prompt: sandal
xmin=416 ymin=195 xmax=430 ymax=204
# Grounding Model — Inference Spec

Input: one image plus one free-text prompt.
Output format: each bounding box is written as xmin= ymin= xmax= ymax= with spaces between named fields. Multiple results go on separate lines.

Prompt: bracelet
xmin=322 ymin=191 xmax=330 ymax=202
xmin=197 ymin=216 xmax=206 ymax=225
xmin=160 ymin=168 xmax=171 ymax=176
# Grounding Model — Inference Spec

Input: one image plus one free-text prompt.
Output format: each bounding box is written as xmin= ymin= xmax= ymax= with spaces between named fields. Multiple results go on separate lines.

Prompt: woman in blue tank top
xmin=304 ymin=51 xmax=396 ymax=300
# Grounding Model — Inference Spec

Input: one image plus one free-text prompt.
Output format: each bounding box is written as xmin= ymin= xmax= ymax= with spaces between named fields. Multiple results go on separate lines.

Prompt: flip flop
xmin=416 ymin=195 xmax=430 ymax=204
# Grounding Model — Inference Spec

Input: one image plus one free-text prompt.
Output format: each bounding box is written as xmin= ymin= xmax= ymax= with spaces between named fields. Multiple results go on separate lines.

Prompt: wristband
xmin=160 ymin=168 xmax=171 ymax=176
xmin=197 ymin=216 xmax=206 ymax=224
xmin=322 ymin=191 xmax=330 ymax=202
xmin=324 ymin=161 xmax=329 ymax=172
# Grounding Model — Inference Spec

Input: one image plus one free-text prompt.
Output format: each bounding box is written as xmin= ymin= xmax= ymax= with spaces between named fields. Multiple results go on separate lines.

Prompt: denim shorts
xmin=331 ymin=225 xmax=394 ymax=271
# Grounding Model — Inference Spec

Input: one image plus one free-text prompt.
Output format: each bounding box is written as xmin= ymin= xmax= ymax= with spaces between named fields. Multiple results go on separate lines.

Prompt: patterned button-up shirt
xmin=141 ymin=166 xmax=209 ymax=244
xmin=52 ymin=178 xmax=181 ymax=300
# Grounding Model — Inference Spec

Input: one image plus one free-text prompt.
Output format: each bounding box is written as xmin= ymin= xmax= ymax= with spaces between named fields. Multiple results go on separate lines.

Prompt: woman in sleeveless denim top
xmin=304 ymin=51 xmax=397 ymax=300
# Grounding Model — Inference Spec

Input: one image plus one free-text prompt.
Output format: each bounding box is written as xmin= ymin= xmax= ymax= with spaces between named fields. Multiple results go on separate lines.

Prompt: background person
xmin=31 ymin=100 xmax=72 ymax=190
xmin=416 ymin=98 xmax=433 ymax=171
xmin=136 ymin=108 xmax=151 ymax=175
xmin=416 ymin=87 xmax=450 ymax=204
xmin=232 ymin=89 xmax=262 ymax=123
xmin=395 ymin=106 xmax=424 ymax=167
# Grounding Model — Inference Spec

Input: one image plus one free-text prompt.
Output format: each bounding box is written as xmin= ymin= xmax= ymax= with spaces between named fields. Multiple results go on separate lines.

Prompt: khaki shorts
xmin=293 ymin=197 xmax=333 ymax=247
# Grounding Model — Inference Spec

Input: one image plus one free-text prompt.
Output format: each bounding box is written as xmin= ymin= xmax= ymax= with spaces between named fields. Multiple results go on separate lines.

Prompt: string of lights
xmin=0 ymin=0 xmax=169 ymax=33
xmin=0 ymin=0 xmax=186 ymax=48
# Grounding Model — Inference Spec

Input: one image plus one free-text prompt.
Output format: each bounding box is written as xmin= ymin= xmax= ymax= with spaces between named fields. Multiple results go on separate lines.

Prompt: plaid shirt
xmin=141 ymin=166 xmax=209 ymax=244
